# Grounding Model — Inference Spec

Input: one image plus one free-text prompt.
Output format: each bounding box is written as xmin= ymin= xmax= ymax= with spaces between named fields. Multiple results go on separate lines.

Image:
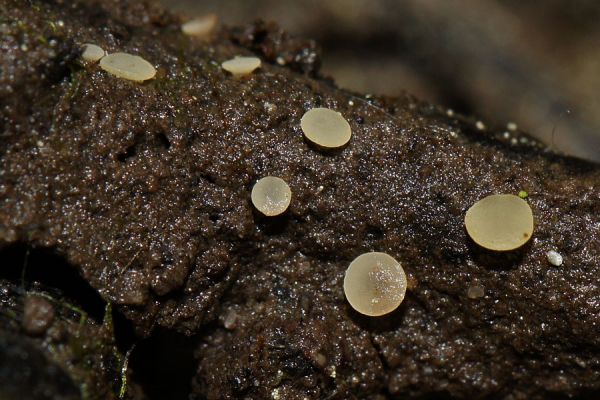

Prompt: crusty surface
xmin=1 ymin=1 xmax=599 ymax=398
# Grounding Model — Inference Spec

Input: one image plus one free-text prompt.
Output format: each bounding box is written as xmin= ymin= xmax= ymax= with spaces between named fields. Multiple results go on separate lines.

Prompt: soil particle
xmin=22 ymin=294 xmax=55 ymax=336
xmin=230 ymin=20 xmax=321 ymax=75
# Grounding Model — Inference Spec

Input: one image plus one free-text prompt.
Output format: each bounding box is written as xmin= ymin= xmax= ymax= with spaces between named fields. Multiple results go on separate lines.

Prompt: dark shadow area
xmin=0 ymin=244 xmax=194 ymax=399
xmin=0 ymin=243 xmax=106 ymax=323
xmin=346 ymin=297 xmax=410 ymax=333
xmin=129 ymin=328 xmax=198 ymax=400
xmin=467 ymin=237 xmax=529 ymax=271
xmin=111 ymin=308 xmax=140 ymax=355
xmin=156 ymin=131 xmax=172 ymax=150
xmin=301 ymin=135 xmax=350 ymax=155
xmin=0 ymin=333 xmax=80 ymax=400
xmin=252 ymin=208 xmax=291 ymax=235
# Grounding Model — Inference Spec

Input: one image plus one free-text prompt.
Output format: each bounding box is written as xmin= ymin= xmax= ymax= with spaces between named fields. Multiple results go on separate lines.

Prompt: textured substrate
xmin=1 ymin=1 xmax=599 ymax=399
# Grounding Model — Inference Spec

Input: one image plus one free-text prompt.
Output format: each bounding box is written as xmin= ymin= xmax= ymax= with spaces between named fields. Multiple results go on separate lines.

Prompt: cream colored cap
xmin=343 ymin=252 xmax=407 ymax=316
xmin=81 ymin=43 xmax=105 ymax=62
xmin=222 ymin=56 xmax=261 ymax=77
xmin=99 ymin=52 xmax=156 ymax=82
xmin=251 ymin=176 xmax=292 ymax=216
xmin=465 ymin=194 xmax=534 ymax=251
xmin=300 ymin=107 xmax=351 ymax=149
xmin=181 ymin=14 xmax=218 ymax=37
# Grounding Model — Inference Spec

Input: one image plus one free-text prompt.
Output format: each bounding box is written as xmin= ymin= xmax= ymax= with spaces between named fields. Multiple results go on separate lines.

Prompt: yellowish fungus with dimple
xmin=99 ymin=52 xmax=156 ymax=82
xmin=343 ymin=252 xmax=407 ymax=317
xmin=465 ymin=194 xmax=534 ymax=251
xmin=300 ymin=107 xmax=351 ymax=149
xmin=181 ymin=14 xmax=218 ymax=37
xmin=81 ymin=43 xmax=105 ymax=62
xmin=251 ymin=176 xmax=292 ymax=216
xmin=221 ymin=56 xmax=261 ymax=77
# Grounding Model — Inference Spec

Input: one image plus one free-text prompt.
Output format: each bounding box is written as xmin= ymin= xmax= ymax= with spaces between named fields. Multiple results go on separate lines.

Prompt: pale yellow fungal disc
xmin=221 ymin=56 xmax=261 ymax=77
xmin=251 ymin=176 xmax=292 ymax=216
xmin=181 ymin=14 xmax=218 ymax=37
xmin=99 ymin=52 xmax=156 ymax=82
xmin=464 ymin=194 xmax=534 ymax=251
xmin=300 ymin=107 xmax=351 ymax=149
xmin=343 ymin=252 xmax=407 ymax=317
xmin=81 ymin=43 xmax=105 ymax=62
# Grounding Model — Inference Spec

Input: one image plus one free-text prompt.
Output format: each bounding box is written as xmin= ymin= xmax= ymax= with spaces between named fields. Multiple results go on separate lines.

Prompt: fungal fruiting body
xmin=464 ymin=194 xmax=534 ymax=251
xmin=221 ymin=56 xmax=261 ymax=77
xmin=251 ymin=176 xmax=292 ymax=216
xmin=99 ymin=52 xmax=156 ymax=82
xmin=181 ymin=14 xmax=218 ymax=38
xmin=300 ymin=107 xmax=352 ymax=149
xmin=81 ymin=43 xmax=105 ymax=62
xmin=343 ymin=252 xmax=407 ymax=316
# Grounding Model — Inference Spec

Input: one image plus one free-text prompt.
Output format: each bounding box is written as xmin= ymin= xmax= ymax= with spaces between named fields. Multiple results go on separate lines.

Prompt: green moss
xmin=31 ymin=290 xmax=89 ymax=329
xmin=119 ymin=346 xmax=134 ymax=399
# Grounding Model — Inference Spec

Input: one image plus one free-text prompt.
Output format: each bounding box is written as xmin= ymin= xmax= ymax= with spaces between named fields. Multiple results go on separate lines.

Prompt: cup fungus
xmin=221 ymin=56 xmax=261 ymax=77
xmin=300 ymin=107 xmax=352 ymax=149
xmin=464 ymin=194 xmax=534 ymax=251
xmin=181 ymin=14 xmax=218 ymax=37
xmin=343 ymin=252 xmax=407 ymax=317
xmin=99 ymin=52 xmax=156 ymax=82
xmin=251 ymin=176 xmax=292 ymax=216
xmin=81 ymin=43 xmax=105 ymax=62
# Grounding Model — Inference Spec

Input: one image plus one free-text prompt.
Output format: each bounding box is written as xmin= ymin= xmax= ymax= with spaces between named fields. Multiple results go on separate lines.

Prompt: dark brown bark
xmin=1 ymin=1 xmax=599 ymax=398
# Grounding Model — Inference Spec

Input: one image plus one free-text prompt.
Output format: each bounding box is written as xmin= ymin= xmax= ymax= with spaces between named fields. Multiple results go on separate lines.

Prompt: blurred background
xmin=162 ymin=0 xmax=600 ymax=162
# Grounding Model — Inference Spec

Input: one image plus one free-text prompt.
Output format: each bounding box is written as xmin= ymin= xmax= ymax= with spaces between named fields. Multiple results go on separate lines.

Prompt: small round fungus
xmin=181 ymin=14 xmax=218 ymax=37
xmin=99 ymin=52 xmax=156 ymax=82
xmin=251 ymin=176 xmax=292 ymax=216
xmin=465 ymin=194 xmax=534 ymax=251
xmin=546 ymin=250 xmax=563 ymax=266
xmin=81 ymin=43 xmax=105 ymax=62
xmin=343 ymin=252 xmax=407 ymax=317
xmin=221 ymin=56 xmax=261 ymax=77
xmin=300 ymin=107 xmax=352 ymax=149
